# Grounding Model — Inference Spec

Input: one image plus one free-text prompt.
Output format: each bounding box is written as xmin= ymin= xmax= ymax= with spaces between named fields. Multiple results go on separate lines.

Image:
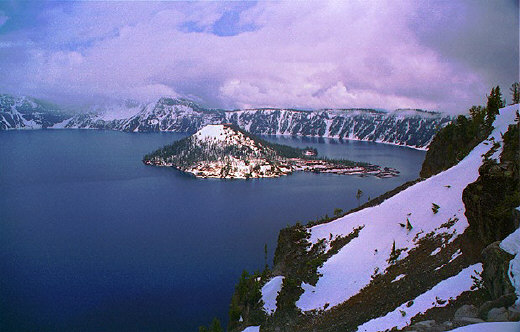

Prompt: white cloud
xmin=0 ymin=1 xmax=516 ymax=113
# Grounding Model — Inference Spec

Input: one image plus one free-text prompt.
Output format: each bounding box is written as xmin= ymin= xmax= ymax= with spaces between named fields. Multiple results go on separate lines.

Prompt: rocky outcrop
xmin=420 ymin=114 xmax=491 ymax=178
xmin=481 ymin=242 xmax=515 ymax=301
xmin=462 ymin=123 xmax=519 ymax=247
xmin=463 ymin=161 xmax=518 ymax=245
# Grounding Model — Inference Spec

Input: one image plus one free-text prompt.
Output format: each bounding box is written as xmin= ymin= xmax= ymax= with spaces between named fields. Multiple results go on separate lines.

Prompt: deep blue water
xmin=0 ymin=130 xmax=425 ymax=331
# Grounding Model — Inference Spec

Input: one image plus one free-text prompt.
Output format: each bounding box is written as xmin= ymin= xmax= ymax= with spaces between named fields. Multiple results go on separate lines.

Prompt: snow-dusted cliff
xmin=1 ymin=95 xmax=451 ymax=149
xmin=0 ymin=94 xmax=70 ymax=130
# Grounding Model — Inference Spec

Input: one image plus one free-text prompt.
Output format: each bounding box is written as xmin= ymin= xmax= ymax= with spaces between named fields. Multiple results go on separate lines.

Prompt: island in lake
xmin=143 ymin=124 xmax=399 ymax=179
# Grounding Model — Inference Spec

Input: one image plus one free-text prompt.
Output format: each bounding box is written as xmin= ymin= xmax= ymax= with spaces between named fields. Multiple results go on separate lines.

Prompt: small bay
xmin=0 ymin=130 xmax=425 ymax=331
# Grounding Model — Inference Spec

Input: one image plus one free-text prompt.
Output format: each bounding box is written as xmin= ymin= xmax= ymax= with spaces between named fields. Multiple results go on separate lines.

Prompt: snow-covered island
xmin=142 ymin=124 xmax=399 ymax=179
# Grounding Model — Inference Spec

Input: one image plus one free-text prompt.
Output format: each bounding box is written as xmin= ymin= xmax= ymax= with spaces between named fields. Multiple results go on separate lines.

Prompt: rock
xmin=462 ymin=149 xmax=519 ymax=246
xmin=454 ymin=304 xmax=478 ymax=319
xmin=508 ymin=304 xmax=520 ymax=321
xmin=481 ymin=242 xmax=515 ymax=300
xmin=455 ymin=317 xmax=485 ymax=324
xmin=513 ymin=208 xmax=520 ymax=229
xmin=412 ymin=320 xmax=436 ymax=328
xmin=442 ymin=321 xmax=453 ymax=329
xmin=479 ymin=293 xmax=517 ymax=319
xmin=487 ymin=307 xmax=509 ymax=322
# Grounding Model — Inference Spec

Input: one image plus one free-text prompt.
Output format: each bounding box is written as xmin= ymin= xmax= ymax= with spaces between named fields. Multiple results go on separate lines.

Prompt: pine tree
xmin=486 ymin=86 xmax=505 ymax=124
xmin=356 ymin=189 xmax=363 ymax=207
xmin=511 ymin=82 xmax=519 ymax=104
xmin=406 ymin=218 xmax=413 ymax=231
xmin=264 ymin=243 xmax=268 ymax=270
xmin=388 ymin=240 xmax=398 ymax=262
xmin=209 ymin=318 xmax=223 ymax=332
xmin=432 ymin=203 xmax=440 ymax=214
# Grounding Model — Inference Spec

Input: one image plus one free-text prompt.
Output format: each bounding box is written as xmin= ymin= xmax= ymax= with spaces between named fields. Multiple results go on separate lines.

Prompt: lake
xmin=0 ymin=130 xmax=425 ymax=331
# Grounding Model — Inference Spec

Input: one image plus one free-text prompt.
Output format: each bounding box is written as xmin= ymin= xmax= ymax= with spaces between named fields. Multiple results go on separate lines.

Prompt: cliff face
xmin=230 ymin=105 xmax=519 ymax=332
xmin=1 ymin=94 xmax=451 ymax=149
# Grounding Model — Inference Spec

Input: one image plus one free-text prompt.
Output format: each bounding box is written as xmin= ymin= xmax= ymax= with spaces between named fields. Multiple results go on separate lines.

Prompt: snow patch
xmin=261 ymin=276 xmax=284 ymax=315
xmin=500 ymin=226 xmax=520 ymax=305
xmin=241 ymin=326 xmax=260 ymax=332
xmin=357 ymin=264 xmax=483 ymax=332
xmin=196 ymin=124 xmax=229 ymax=141
xmin=391 ymin=274 xmax=406 ymax=283
xmin=449 ymin=249 xmax=462 ymax=263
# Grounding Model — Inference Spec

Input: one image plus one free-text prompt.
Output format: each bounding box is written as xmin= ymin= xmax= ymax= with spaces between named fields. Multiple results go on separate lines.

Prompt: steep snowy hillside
xmin=63 ymin=97 xmax=226 ymax=133
xmin=0 ymin=94 xmax=70 ymax=130
xmin=232 ymin=104 xmax=519 ymax=332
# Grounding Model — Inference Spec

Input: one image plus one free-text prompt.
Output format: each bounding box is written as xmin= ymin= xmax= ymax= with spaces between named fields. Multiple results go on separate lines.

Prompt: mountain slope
xmin=53 ymin=97 xmax=450 ymax=149
xmin=0 ymin=94 xmax=70 ymax=130
xmin=1 ymin=94 xmax=451 ymax=149
xmin=232 ymin=104 xmax=518 ymax=332
xmin=225 ymin=108 xmax=448 ymax=149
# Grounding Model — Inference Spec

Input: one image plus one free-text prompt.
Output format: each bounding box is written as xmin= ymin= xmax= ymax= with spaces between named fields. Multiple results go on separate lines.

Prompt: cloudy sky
xmin=0 ymin=1 xmax=517 ymax=113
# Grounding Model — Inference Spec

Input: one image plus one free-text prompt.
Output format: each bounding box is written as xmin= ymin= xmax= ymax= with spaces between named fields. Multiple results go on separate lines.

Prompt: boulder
xmin=479 ymin=293 xmax=517 ymax=319
xmin=508 ymin=304 xmax=520 ymax=321
xmin=487 ymin=307 xmax=509 ymax=322
xmin=413 ymin=320 xmax=436 ymax=328
xmin=454 ymin=317 xmax=485 ymax=324
xmin=454 ymin=304 xmax=478 ymax=319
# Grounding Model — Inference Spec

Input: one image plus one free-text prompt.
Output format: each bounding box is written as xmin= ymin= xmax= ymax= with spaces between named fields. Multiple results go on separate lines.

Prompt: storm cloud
xmin=0 ymin=0 xmax=517 ymax=114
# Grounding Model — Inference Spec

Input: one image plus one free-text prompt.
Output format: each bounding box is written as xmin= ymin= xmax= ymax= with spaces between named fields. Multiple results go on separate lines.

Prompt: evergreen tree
xmin=388 ymin=240 xmax=398 ymax=262
xmin=432 ymin=203 xmax=440 ymax=214
xmin=199 ymin=317 xmax=223 ymax=332
xmin=356 ymin=189 xmax=363 ymax=207
xmin=264 ymin=243 xmax=268 ymax=270
xmin=511 ymin=82 xmax=519 ymax=104
xmin=406 ymin=218 xmax=413 ymax=231
xmin=486 ymin=86 xmax=504 ymax=124
xmin=209 ymin=318 xmax=223 ymax=332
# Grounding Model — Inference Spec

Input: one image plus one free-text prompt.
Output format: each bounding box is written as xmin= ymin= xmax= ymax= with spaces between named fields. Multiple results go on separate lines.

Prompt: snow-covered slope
xmin=261 ymin=105 xmax=518 ymax=331
xmin=0 ymin=94 xmax=70 ymax=129
xmin=62 ymin=97 xmax=226 ymax=133
xmin=357 ymin=264 xmax=482 ymax=331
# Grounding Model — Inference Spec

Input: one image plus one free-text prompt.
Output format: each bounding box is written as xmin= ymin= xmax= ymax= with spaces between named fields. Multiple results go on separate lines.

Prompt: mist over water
xmin=0 ymin=130 xmax=425 ymax=331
